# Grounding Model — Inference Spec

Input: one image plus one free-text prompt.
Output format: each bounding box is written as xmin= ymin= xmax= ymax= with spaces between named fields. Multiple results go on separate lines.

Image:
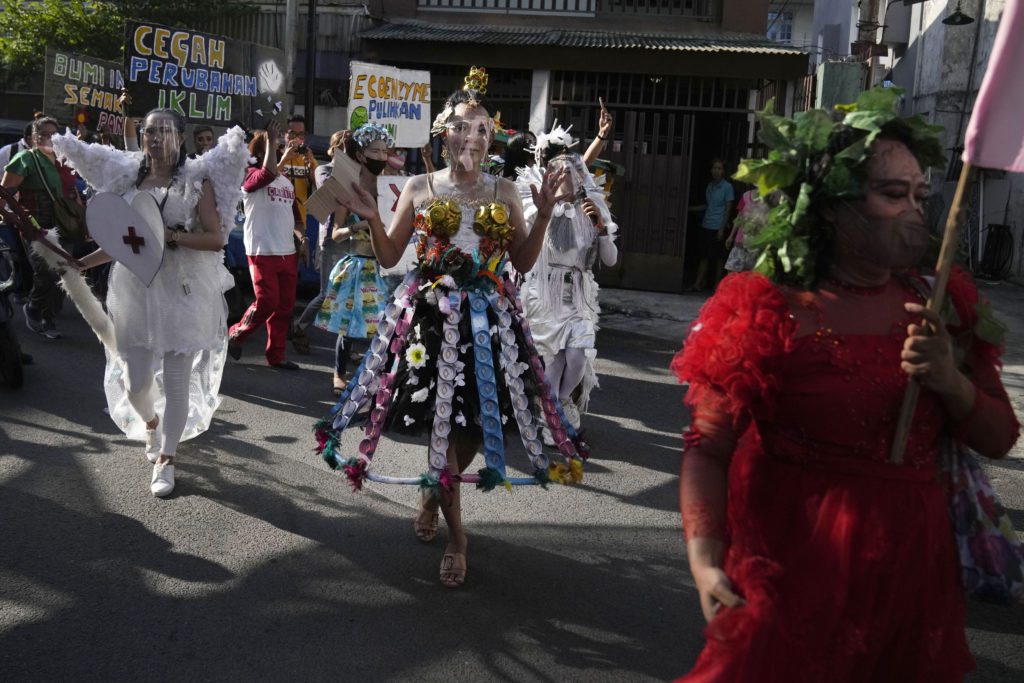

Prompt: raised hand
xmin=339 ymin=183 xmax=381 ymax=223
xmin=267 ymin=119 xmax=282 ymax=146
xmin=530 ymin=167 xmax=571 ymax=219
xmin=597 ymin=97 xmax=613 ymax=139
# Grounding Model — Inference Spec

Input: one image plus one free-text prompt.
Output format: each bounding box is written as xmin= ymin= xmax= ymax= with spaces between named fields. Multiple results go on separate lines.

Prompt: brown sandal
xmin=440 ymin=552 xmax=466 ymax=588
xmin=414 ymin=505 xmax=439 ymax=543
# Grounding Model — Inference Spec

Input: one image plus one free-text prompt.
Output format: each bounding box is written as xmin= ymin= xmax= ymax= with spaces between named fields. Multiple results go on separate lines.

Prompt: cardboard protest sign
xmin=348 ymin=61 xmax=430 ymax=148
xmin=43 ymin=48 xmax=126 ymax=134
xmin=124 ymin=21 xmax=286 ymax=127
xmin=305 ymin=154 xmax=362 ymax=225
xmin=377 ymin=175 xmax=417 ymax=277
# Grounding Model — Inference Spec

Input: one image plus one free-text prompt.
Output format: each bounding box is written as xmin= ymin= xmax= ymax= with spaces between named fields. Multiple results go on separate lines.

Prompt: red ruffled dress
xmin=671 ymin=270 xmax=1019 ymax=682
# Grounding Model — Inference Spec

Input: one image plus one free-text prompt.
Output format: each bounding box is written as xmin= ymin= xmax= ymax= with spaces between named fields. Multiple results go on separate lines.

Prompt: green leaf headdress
xmin=734 ymin=87 xmax=945 ymax=288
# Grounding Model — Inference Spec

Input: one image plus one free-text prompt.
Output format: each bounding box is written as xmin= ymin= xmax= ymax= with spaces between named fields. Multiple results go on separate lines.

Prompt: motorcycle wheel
xmin=0 ymin=324 xmax=24 ymax=389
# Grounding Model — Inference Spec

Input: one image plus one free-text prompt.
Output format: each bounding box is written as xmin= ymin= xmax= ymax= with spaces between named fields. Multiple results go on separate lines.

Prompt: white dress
xmin=103 ymin=184 xmax=234 ymax=440
xmin=517 ymin=166 xmax=619 ymax=411
xmin=51 ymin=128 xmax=249 ymax=440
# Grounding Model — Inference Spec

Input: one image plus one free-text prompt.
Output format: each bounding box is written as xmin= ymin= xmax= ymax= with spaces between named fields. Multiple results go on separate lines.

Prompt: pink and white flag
xmin=963 ymin=0 xmax=1024 ymax=172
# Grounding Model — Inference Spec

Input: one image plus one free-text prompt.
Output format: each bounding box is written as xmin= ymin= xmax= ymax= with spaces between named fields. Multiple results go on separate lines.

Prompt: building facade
xmin=355 ymin=0 xmax=808 ymax=291
xmin=884 ymin=0 xmax=1023 ymax=281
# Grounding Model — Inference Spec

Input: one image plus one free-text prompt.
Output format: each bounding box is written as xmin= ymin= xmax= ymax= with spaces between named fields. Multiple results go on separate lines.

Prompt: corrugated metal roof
xmin=359 ymin=20 xmax=806 ymax=56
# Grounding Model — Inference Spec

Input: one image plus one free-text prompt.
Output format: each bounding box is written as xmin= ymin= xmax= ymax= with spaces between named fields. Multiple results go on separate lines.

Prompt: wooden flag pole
xmin=890 ymin=160 xmax=974 ymax=464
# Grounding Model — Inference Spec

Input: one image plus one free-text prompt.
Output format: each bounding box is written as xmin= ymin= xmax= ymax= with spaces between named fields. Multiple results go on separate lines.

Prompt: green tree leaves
xmin=0 ymin=0 xmax=254 ymax=77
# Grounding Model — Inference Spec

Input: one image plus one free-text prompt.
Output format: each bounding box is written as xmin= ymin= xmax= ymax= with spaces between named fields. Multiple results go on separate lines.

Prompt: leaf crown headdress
xmin=735 ymin=86 xmax=945 ymax=288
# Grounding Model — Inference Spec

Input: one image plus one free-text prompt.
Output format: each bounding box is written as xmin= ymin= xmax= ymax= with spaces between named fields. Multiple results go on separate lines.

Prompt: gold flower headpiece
xmin=430 ymin=66 xmax=502 ymax=136
xmin=463 ymin=66 xmax=489 ymax=95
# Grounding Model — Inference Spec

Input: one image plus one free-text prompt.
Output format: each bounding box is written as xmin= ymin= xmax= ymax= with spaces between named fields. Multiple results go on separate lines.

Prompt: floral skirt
xmin=315 ymin=255 xmax=388 ymax=338
xmin=313 ymin=271 xmax=588 ymax=493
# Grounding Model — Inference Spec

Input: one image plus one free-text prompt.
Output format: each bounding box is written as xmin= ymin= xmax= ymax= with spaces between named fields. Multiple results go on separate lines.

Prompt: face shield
xmin=444 ymin=114 xmax=494 ymax=172
xmin=141 ymin=114 xmax=184 ymax=166
xmin=547 ymin=153 xmax=589 ymax=202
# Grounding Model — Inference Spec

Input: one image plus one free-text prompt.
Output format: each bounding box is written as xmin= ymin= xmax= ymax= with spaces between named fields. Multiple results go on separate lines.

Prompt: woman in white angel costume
xmin=518 ymin=125 xmax=618 ymax=433
xmin=52 ymin=109 xmax=249 ymax=497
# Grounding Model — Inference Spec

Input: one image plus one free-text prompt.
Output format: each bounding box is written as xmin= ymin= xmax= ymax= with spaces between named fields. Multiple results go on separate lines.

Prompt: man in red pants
xmin=228 ymin=123 xmax=307 ymax=369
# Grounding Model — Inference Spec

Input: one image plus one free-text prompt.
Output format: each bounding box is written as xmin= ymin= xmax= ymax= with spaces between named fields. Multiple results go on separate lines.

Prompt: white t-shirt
xmin=242 ymin=171 xmax=296 ymax=256
xmin=0 ymin=140 xmax=30 ymax=172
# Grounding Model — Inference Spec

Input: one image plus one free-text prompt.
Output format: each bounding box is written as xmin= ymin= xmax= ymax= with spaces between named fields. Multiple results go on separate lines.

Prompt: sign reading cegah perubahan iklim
xmin=124 ymin=20 xmax=286 ymax=126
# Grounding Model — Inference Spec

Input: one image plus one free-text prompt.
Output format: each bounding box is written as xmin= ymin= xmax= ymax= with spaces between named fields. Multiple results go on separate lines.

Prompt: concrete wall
xmin=723 ymin=0 xmax=769 ymax=33
xmin=768 ymin=0 xmax=815 ymax=50
xmin=895 ymin=0 xmax=1024 ymax=279
xmin=810 ymin=0 xmax=858 ymax=67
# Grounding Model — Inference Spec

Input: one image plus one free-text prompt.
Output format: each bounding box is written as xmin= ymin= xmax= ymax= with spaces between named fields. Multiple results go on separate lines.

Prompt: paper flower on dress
xmin=403 ymin=415 xmax=416 ymax=426
xmin=455 ymin=412 xmax=467 ymax=426
xmin=406 ymin=343 xmax=429 ymax=369
xmin=411 ymin=387 xmax=430 ymax=403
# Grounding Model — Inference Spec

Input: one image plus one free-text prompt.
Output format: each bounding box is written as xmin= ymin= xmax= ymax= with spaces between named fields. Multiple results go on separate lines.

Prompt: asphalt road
xmin=1 ymin=287 xmax=1022 ymax=681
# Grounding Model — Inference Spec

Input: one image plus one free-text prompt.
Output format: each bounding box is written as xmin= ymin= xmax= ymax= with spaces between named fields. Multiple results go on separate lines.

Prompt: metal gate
xmin=550 ymin=71 xmax=756 ymax=290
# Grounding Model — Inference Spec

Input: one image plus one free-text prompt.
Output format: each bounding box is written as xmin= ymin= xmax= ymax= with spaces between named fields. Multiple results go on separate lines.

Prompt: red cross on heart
xmin=85 ymin=192 xmax=165 ymax=287
xmin=122 ymin=226 xmax=146 ymax=254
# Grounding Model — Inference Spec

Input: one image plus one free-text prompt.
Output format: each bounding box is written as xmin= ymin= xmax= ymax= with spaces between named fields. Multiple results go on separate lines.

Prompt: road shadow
xmin=2 ymin=436 xmax=702 ymax=681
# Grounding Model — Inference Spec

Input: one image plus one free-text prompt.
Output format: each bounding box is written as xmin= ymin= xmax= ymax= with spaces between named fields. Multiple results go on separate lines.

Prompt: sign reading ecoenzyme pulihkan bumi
xmin=124 ymin=20 xmax=286 ymax=127
xmin=348 ymin=61 xmax=430 ymax=148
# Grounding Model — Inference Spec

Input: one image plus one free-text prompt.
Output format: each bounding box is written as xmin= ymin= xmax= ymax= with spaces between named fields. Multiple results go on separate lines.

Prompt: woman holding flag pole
xmin=671 ymin=81 xmax=1021 ymax=680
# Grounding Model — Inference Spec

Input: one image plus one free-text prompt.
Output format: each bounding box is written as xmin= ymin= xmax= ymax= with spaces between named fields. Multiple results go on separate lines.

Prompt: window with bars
xmin=550 ymin=71 xmax=753 ymax=113
xmin=767 ymin=11 xmax=794 ymax=43
xmin=417 ymin=0 xmax=597 ymax=13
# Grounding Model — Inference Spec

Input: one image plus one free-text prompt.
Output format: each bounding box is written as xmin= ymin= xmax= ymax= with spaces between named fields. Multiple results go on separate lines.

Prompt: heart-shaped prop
xmin=85 ymin=192 xmax=164 ymax=287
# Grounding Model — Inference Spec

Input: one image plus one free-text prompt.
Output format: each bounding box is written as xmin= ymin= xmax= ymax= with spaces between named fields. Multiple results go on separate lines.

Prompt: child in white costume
xmin=518 ymin=125 xmax=618 ymax=432
xmin=52 ymin=109 xmax=249 ymax=497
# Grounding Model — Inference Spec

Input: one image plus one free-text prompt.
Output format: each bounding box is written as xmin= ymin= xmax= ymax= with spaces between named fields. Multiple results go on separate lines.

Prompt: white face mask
xmin=834 ymin=202 xmax=931 ymax=275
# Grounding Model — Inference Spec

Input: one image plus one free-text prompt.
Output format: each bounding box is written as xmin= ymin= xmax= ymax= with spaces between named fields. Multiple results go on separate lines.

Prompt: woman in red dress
xmin=672 ymin=95 xmax=1019 ymax=681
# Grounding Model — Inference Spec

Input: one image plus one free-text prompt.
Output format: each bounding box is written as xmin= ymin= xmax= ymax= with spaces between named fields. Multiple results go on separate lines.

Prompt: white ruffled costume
xmin=52 ymin=128 xmax=249 ymax=441
xmin=517 ymin=163 xmax=618 ymax=412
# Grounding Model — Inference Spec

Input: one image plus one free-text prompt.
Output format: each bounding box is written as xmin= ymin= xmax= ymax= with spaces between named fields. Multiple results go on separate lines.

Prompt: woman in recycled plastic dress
xmin=313 ymin=67 xmax=587 ymax=588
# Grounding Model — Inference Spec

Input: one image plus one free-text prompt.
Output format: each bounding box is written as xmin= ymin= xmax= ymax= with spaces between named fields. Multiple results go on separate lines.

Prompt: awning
xmin=360 ymin=20 xmax=807 ymax=57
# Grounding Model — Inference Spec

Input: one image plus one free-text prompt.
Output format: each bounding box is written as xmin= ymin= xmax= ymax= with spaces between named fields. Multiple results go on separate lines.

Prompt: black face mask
xmin=364 ymin=158 xmax=388 ymax=176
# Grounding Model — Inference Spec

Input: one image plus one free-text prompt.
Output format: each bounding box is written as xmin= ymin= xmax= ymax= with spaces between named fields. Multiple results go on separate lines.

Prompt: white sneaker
xmin=151 ymin=462 xmax=175 ymax=497
xmin=560 ymin=399 xmax=581 ymax=430
xmin=145 ymin=428 xmax=160 ymax=463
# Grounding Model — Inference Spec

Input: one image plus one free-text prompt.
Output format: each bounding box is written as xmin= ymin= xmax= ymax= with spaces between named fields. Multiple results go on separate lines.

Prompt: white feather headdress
xmin=531 ymin=121 xmax=578 ymax=165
